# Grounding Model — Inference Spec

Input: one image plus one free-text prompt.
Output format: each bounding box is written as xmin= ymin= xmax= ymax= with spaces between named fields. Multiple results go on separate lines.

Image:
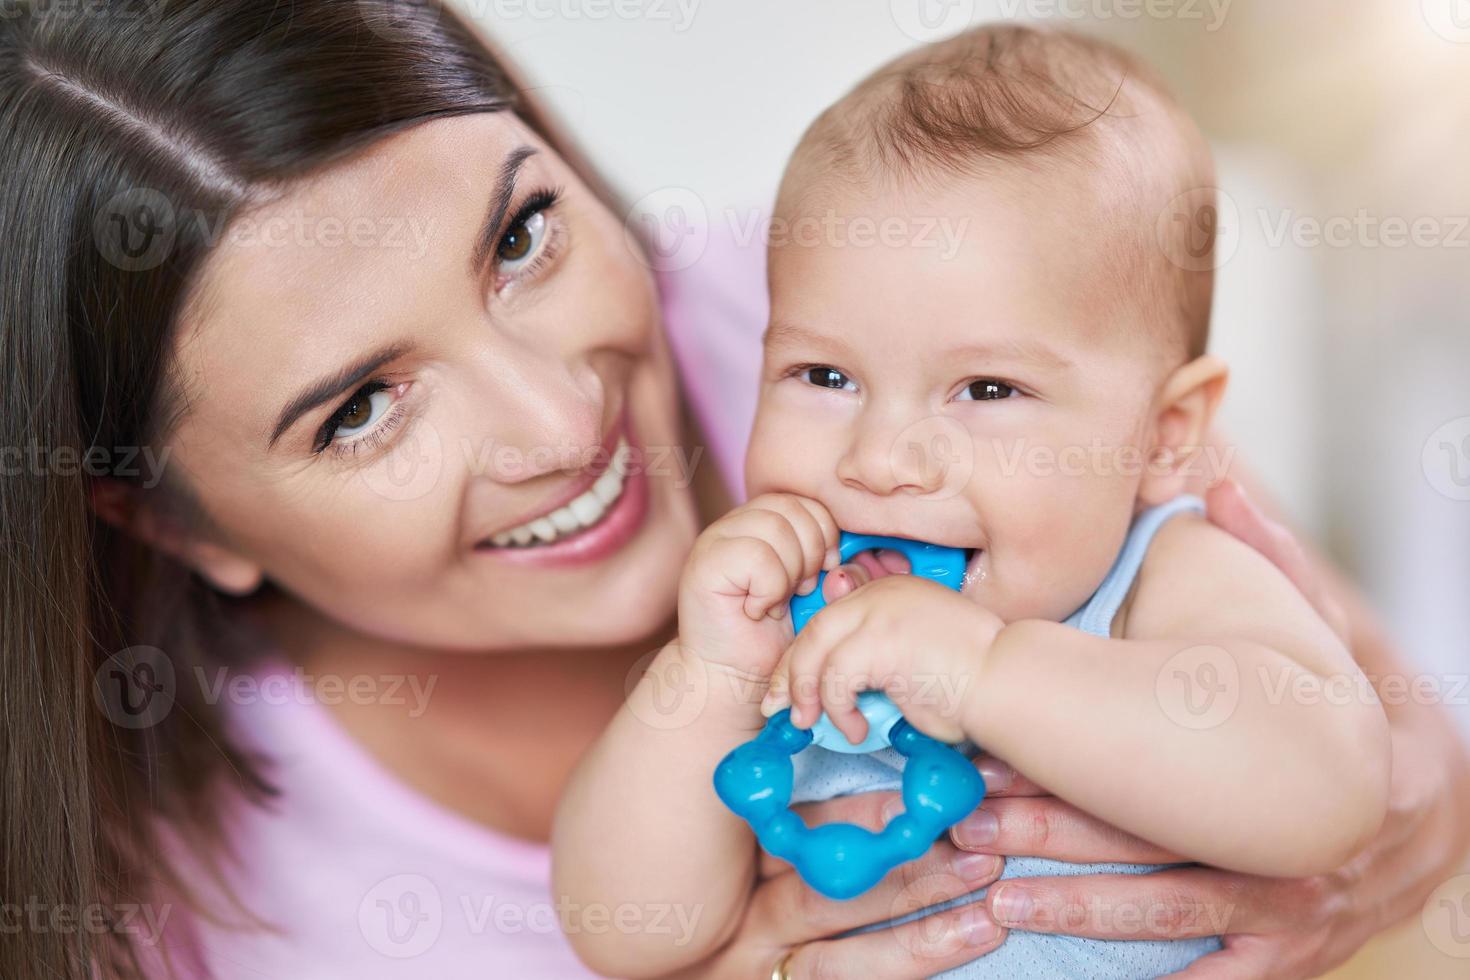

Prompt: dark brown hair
xmin=782 ymin=24 xmax=1218 ymax=361
xmin=0 ymin=2 xmax=591 ymax=976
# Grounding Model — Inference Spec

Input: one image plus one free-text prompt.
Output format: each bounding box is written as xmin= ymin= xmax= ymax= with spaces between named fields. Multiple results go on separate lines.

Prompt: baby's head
xmin=746 ymin=25 xmax=1228 ymax=624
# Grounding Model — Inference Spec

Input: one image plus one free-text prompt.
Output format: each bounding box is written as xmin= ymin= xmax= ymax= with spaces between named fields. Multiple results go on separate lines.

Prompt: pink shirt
xmin=155 ymin=225 xmax=768 ymax=977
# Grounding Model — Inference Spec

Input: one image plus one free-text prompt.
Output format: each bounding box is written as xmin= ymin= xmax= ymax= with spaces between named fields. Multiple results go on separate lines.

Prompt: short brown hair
xmin=779 ymin=24 xmax=1218 ymax=361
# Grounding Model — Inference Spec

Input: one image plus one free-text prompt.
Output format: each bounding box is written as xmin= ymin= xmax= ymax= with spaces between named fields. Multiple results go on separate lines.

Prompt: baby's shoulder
xmin=1115 ymin=508 xmax=1312 ymax=642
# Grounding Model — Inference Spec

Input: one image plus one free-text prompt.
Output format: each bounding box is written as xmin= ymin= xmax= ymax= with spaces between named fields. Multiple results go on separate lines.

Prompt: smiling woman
xmin=162 ymin=109 xmax=698 ymax=650
xmin=0 ymin=1 xmax=710 ymax=976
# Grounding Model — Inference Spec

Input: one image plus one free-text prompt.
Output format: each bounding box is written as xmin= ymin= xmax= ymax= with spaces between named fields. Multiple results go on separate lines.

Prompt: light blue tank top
xmin=790 ymin=493 xmax=1222 ymax=978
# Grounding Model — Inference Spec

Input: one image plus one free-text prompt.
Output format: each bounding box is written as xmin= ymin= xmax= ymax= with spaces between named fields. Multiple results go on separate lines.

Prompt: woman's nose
xmin=465 ymin=347 xmax=610 ymax=484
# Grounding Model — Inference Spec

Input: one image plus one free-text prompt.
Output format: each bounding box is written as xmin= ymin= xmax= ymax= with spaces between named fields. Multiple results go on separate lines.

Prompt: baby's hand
xmin=677 ymin=493 xmax=841 ymax=679
xmin=762 ymin=575 xmax=1004 ymax=745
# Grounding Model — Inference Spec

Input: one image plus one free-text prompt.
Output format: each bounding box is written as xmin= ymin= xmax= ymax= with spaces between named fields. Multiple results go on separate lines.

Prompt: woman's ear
xmin=88 ymin=476 xmax=264 ymax=595
xmin=1138 ymin=354 xmax=1229 ymax=507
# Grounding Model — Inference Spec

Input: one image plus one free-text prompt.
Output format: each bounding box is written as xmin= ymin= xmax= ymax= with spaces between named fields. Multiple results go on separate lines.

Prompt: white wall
xmin=461 ymin=0 xmax=998 ymax=210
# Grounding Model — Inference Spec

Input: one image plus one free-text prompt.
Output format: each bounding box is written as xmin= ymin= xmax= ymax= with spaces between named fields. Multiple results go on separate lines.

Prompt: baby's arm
xmin=968 ymin=512 xmax=1392 ymax=877
xmin=769 ymin=512 xmax=1391 ymax=879
xmin=551 ymin=494 xmax=838 ymax=978
xmin=552 ymin=642 xmax=767 ymax=976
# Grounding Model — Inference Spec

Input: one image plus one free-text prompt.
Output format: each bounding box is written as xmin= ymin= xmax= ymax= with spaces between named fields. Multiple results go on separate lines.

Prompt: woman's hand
xmin=942 ymin=477 xmax=1470 ymax=978
xmin=949 ymin=736 xmax=1470 ymax=978
xmin=672 ymin=790 xmax=1008 ymax=979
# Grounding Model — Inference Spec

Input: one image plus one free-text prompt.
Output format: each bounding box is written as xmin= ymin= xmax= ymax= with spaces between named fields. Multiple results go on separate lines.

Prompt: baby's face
xmin=747 ymin=169 xmax=1173 ymax=624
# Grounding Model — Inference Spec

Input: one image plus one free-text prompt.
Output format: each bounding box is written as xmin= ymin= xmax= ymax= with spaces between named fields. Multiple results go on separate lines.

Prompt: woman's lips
xmin=472 ymin=438 xmax=651 ymax=568
xmin=480 ymin=437 xmax=633 ymax=548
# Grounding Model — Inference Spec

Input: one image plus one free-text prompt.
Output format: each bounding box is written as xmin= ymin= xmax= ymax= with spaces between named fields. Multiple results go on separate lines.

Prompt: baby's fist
xmin=677 ymin=493 xmax=840 ymax=677
xmin=764 ymin=574 xmax=1004 ymax=745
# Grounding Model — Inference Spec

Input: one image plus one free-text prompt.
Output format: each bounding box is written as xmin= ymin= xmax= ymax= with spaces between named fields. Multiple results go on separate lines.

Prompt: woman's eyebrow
xmin=268 ymin=340 xmax=412 ymax=450
xmin=469 ymin=144 xmax=539 ymax=274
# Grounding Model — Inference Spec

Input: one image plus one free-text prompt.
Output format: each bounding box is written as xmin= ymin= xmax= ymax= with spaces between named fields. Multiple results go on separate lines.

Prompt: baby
xmin=554 ymin=25 xmax=1390 ymax=979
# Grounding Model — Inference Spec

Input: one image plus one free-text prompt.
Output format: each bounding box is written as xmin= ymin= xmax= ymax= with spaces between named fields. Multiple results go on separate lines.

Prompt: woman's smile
xmin=472 ymin=428 xmax=653 ymax=568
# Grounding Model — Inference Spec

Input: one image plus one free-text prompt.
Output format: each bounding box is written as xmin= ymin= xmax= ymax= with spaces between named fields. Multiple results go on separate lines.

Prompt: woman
xmin=1 ymin=2 xmax=1466 ymax=978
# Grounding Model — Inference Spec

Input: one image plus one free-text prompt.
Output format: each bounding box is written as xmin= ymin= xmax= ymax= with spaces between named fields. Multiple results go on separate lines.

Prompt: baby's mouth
xmin=830 ymin=545 xmax=982 ymax=590
xmin=962 ymin=547 xmax=986 ymax=590
xmin=849 ymin=548 xmax=910 ymax=579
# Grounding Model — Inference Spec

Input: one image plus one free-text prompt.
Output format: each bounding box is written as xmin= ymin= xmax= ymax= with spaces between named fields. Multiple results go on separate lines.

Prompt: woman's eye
xmin=324 ymin=381 xmax=392 ymax=445
xmin=496 ymin=208 xmax=547 ymax=272
xmin=957 ymin=379 xmax=1018 ymax=401
xmin=805 ymin=367 xmax=855 ymax=390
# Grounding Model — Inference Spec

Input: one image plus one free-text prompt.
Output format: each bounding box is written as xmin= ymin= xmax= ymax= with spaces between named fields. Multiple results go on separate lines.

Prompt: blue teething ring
xmin=713 ymin=532 xmax=987 ymax=900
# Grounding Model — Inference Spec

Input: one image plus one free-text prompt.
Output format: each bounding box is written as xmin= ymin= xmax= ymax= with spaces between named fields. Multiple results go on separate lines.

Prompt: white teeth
xmin=480 ymin=438 xmax=631 ymax=549
xmin=592 ymin=470 xmax=621 ymax=506
xmin=569 ymin=493 xmax=605 ymax=526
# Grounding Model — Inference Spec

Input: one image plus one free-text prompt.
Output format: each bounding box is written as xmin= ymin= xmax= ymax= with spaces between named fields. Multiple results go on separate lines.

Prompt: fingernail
xmin=953 ymin=808 xmax=998 ymax=848
xmin=977 ymin=760 xmax=1012 ymax=793
xmin=959 ymin=904 xmax=1001 ymax=945
xmin=991 ymin=885 xmax=1032 ymax=927
xmin=797 ymin=576 xmax=817 ymax=596
xmin=824 ymin=547 xmax=840 ymax=570
xmin=880 ymin=797 xmax=904 ymax=823
xmin=952 ymin=852 xmax=1000 ymax=884
xmin=769 ymin=604 xmax=786 ymax=620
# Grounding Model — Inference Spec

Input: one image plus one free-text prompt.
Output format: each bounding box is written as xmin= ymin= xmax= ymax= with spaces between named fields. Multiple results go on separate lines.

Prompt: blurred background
xmin=461 ymin=2 xmax=1470 ymax=972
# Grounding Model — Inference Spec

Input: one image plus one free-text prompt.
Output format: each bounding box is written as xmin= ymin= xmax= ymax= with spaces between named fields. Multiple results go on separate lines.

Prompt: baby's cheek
xmin=742 ymin=411 xmax=789 ymax=496
xmin=977 ymin=504 xmax=1131 ymax=624
xmin=742 ymin=429 xmax=795 ymax=498
xmin=744 ymin=391 xmax=842 ymax=499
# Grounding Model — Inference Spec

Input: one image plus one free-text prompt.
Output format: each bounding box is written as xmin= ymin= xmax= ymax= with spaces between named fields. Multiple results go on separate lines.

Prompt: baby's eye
xmin=956 ymin=379 xmax=1018 ymax=401
xmin=804 ymin=366 xmax=856 ymax=391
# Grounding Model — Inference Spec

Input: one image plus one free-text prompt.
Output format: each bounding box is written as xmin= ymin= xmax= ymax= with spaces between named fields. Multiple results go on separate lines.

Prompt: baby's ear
xmin=1137 ymin=355 xmax=1229 ymax=507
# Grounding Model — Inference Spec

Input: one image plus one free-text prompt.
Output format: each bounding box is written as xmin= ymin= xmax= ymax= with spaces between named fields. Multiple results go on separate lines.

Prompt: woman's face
xmin=166 ymin=112 xmax=700 ymax=650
